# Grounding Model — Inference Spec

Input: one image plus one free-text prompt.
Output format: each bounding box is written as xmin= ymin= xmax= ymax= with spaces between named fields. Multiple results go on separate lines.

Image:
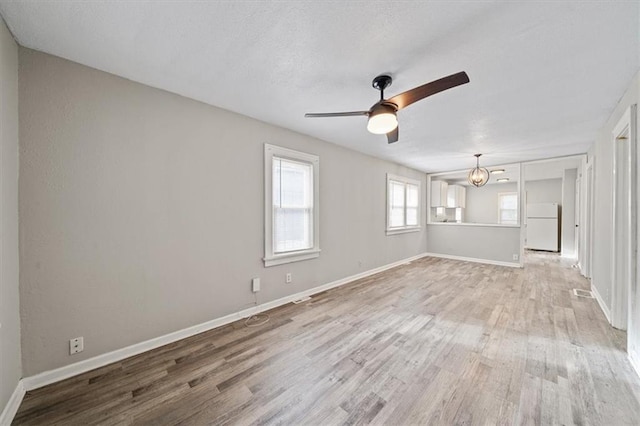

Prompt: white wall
xmin=18 ymin=49 xmax=427 ymax=376
xmin=562 ymin=169 xmax=577 ymax=258
xmin=589 ymin=72 xmax=639 ymax=311
xmin=588 ymin=70 xmax=640 ymax=375
xmin=464 ymin=182 xmax=517 ymax=224
xmin=0 ymin=16 xmax=20 ymax=414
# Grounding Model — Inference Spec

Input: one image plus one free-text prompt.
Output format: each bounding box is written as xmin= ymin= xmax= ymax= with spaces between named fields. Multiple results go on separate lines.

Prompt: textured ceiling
xmin=0 ymin=1 xmax=637 ymax=172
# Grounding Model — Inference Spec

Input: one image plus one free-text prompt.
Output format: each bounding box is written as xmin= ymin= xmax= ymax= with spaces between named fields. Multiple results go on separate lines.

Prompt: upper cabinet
xmin=431 ymin=180 xmax=448 ymax=207
xmin=447 ymin=185 xmax=466 ymax=208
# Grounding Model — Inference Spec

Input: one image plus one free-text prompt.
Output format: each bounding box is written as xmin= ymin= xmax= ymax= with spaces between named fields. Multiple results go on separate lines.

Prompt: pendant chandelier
xmin=468 ymin=154 xmax=490 ymax=187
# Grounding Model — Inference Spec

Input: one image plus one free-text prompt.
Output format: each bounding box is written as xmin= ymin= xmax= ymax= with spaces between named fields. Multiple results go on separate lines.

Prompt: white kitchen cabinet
xmin=447 ymin=185 xmax=466 ymax=208
xmin=431 ymin=181 xmax=448 ymax=207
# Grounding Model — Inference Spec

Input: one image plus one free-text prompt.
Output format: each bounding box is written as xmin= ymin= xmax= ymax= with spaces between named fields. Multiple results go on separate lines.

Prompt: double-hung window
xmin=264 ymin=144 xmax=320 ymax=266
xmin=498 ymin=192 xmax=518 ymax=225
xmin=386 ymin=174 xmax=421 ymax=235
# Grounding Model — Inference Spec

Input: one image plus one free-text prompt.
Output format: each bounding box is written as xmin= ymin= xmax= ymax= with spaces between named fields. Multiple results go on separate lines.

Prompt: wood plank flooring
xmin=13 ymin=252 xmax=640 ymax=425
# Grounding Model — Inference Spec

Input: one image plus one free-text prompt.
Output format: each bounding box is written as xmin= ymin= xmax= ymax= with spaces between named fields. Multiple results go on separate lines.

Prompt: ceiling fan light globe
xmin=367 ymin=104 xmax=398 ymax=134
xmin=367 ymin=113 xmax=398 ymax=134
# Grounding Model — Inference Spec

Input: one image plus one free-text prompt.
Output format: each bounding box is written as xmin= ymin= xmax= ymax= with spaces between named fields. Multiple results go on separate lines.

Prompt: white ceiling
xmin=0 ymin=1 xmax=637 ymax=172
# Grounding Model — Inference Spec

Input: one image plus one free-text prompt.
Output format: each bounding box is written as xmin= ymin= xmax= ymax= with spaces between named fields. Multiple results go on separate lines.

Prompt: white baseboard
xmin=0 ymin=379 xmax=25 ymax=426
xmin=21 ymin=252 xmax=429 ymax=392
xmin=630 ymin=350 xmax=640 ymax=379
xmin=424 ymin=252 xmax=521 ymax=268
xmin=591 ymin=283 xmax=612 ymax=324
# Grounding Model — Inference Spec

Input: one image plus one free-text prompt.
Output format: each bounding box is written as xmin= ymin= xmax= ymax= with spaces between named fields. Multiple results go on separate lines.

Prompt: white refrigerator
xmin=526 ymin=203 xmax=559 ymax=252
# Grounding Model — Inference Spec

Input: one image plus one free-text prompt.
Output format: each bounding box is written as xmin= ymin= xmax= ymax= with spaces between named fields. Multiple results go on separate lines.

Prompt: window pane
xmin=274 ymin=208 xmax=312 ymax=252
xmin=273 ymin=156 xmax=313 ymax=253
xmin=499 ymin=194 xmax=518 ymax=209
xmin=390 ymin=207 xmax=404 ymax=227
xmin=406 ymin=207 xmax=418 ymax=226
xmin=390 ymin=181 xmax=405 ymax=208
xmin=406 ymin=184 xmax=419 ymax=208
xmin=501 ymin=209 xmax=518 ymax=221
xmin=498 ymin=193 xmax=518 ymax=224
xmin=274 ymin=157 xmax=312 ymax=208
xmin=389 ymin=181 xmax=405 ymax=228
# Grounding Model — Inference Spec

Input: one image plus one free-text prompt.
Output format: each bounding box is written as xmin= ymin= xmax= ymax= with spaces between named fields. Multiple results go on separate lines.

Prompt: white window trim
xmin=386 ymin=173 xmax=421 ymax=235
xmin=264 ymin=144 xmax=320 ymax=267
xmin=498 ymin=192 xmax=519 ymax=225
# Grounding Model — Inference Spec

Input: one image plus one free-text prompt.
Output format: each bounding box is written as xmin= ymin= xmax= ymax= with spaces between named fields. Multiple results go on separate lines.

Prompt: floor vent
xmin=573 ymin=288 xmax=594 ymax=298
xmin=292 ymin=296 xmax=312 ymax=304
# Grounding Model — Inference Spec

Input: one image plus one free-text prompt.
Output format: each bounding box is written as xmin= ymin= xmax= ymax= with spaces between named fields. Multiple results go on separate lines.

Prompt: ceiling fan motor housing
xmin=372 ymin=74 xmax=392 ymax=91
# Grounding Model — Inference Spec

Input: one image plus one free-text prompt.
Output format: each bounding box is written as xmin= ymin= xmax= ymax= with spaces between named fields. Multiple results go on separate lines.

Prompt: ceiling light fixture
xmin=366 ymin=103 xmax=398 ymax=134
xmin=490 ymin=169 xmax=505 ymax=174
xmin=497 ymin=178 xmax=510 ymax=182
xmin=468 ymin=154 xmax=490 ymax=187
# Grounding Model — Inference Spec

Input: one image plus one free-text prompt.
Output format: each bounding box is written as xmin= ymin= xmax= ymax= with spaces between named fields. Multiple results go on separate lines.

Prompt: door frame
xmin=611 ymin=105 xmax=637 ymax=331
xmin=581 ymin=161 xmax=594 ymax=279
xmin=575 ymin=175 xmax=581 ymax=261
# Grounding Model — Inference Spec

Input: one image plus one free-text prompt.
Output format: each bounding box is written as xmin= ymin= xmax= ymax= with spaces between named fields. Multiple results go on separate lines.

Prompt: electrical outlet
xmin=252 ymin=277 xmax=260 ymax=292
xmin=513 ymin=254 xmax=519 ymax=261
xmin=70 ymin=337 xmax=84 ymax=355
xmin=286 ymin=273 xmax=292 ymax=283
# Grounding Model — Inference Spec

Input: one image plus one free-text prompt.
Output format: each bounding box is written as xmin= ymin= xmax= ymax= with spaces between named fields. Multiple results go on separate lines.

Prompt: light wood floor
xmin=13 ymin=252 xmax=640 ymax=425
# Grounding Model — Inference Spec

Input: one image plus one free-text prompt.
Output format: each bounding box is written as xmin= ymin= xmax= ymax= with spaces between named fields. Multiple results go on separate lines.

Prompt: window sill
xmin=264 ymin=249 xmax=321 ymax=267
xmin=386 ymin=227 xmax=421 ymax=236
xmin=427 ymin=222 xmax=521 ymax=228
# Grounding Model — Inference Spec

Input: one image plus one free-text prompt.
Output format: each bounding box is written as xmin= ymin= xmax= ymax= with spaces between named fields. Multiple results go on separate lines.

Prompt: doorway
xmin=612 ymin=105 xmax=637 ymax=331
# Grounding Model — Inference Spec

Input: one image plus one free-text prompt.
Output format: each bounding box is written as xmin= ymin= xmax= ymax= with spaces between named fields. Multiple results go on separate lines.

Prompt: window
xmin=386 ymin=174 xmax=421 ymax=234
xmin=264 ymin=144 xmax=320 ymax=266
xmin=498 ymin=192 xmax=518 ymax=225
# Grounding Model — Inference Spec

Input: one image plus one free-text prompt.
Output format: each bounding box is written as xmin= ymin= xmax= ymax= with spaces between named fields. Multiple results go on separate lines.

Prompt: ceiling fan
xmin=305 ymin=71 xmax=470 ymax=144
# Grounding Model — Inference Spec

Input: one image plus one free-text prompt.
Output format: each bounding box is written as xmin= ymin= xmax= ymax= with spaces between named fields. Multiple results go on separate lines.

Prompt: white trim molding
xmin=591 ymin=283 xmax=612 ymax=324
xmin=264 ymin=143 xmax=320 ymax=267
xmin=386 ymin=173 xmax=421 ymax=234
xmin=21 ymin=252 xmax=429 ymax=392
xmin=424 ymin=252 xmax=521 ymax=268
xmin=630 ymin=351 xmax=640 ymax=380
xmin=0 ymin=380 xmax=25 ymax=425
xmin=611 ymin=105 xmax=637 ymax=331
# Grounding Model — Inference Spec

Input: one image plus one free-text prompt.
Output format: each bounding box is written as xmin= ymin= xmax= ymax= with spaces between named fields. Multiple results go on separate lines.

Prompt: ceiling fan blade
xmin=305 ymin=111 xmax=369 ymax=118
xmin=388 ymin=71 xmax=469 ymax=110
xmin=387 ymin=127 xmax=399 ymax=144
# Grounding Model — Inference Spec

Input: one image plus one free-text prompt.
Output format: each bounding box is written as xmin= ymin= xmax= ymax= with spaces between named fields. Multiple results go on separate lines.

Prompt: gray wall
xmin=18 ymin=49 xmax=427 ymax=376
xmin=465 ymin=182 xmax=518 ymax=224
xmin=561 ymin=169 xmax=577 ymax=258
xmin=426 ymin=224 xmax=521 ymax=264
xmin=0 ymin=18 xmax=20 ymax=412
